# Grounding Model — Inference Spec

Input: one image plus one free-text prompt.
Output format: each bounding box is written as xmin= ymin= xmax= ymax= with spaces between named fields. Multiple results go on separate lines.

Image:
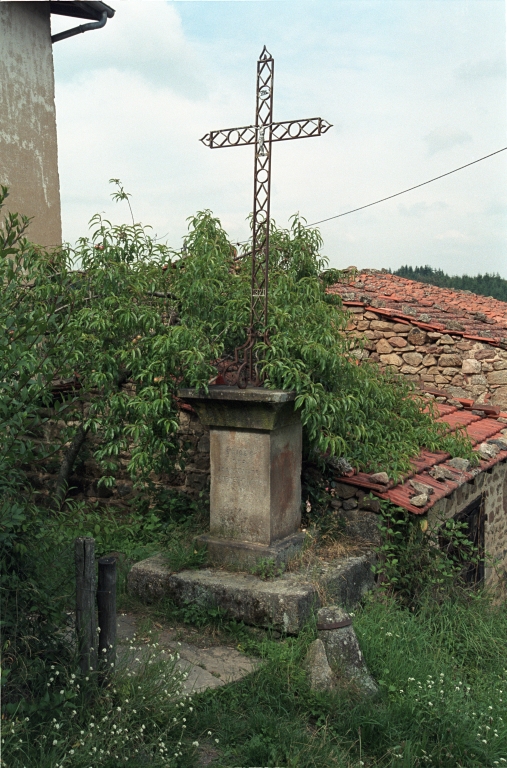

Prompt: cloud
xmin=52 ymin=2 xmax=205 ymax=97
xmin=51 ymin=1 xmax=507 ymax=278
xmin=398 ymin=201 xmax=448 ymax=217
xmin=424 ymin=128 xmax=473 ymax=156
xmin=435 ymin=230 xmax=468 ymax=241
xmin=456 ymin=56 xmax=506 ymax=81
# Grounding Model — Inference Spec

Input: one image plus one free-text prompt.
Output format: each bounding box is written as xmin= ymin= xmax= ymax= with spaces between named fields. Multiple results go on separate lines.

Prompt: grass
xmin=3 ymin=588 xmax=507 ymax=767
xmin=2 ymin=638 xmax=199 ymax=767
xmin=182 ymin=591 xmax=507 ymax=768
xmin=3 ymin=490 xmax=507 ymax=768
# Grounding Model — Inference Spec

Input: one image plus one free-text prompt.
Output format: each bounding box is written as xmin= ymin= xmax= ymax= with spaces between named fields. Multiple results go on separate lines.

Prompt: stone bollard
xmin=304 ymin=605 xmax=378 ymax=696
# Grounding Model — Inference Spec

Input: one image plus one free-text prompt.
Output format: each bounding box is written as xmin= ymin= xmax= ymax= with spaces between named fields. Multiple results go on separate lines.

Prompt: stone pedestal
xmin=178 ymin=387 xmax=304 ymax=569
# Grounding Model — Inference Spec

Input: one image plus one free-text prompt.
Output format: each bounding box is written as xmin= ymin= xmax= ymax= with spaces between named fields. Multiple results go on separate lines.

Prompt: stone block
xmin=376 ymin=338 xmax=393 ymax=354
xmin=402 ymin=352 xmax=423 ymax=366
xmin=360 ymin=497 xmax=381 ymax=513
xmin=422 ymin=354 xmax=437 ymax=367
xmin=317 ymin=606 xmax=378 ymax=696
xmin=475 ymin=349 xmax=498 ymax=361
xmin=193 ymin=453 xmax=210 ymax=470
xmin=334 ymin=482 xmax=358 ymax=499
xmin=438 ymin=334 xmax=456 ymax=345
xmin=303 ymin=639 xmax=335 ymax=692
xmin=407 ymin=328 xmax=427 ymax=346
xmin=447 ymin=386 xmax=471 ymax=399
xmin=462 ymin=358 xmax=482 ymax=374
xmin=186 ymin=471 xmax=208 ymax=491
xmin=370 ymin=320 xmax=394 ymax=331
xmin=338 ymin=508 xmax=381 ymax=544
xmin=322 ymin=556 xmax=376 ymax=608
xmin=400 ymin=364 xmax=421 ymax=374
xmin=470 ymin=384 xmax=487 ymax=397
xmin=379 ymin=353 xmax=403 ymax=366
xmin=469 ymin=374 xmax=487 ymax=386
xmin=391 ymin=323 xmax=411 ymax=333
xmin=389 ymin=336 xmax=407 ymax=348
xmin=439 ymin=354 xmax=462 ymax=368
xmin=488 ymin=370 xmax=507 ymax=386
xmin=491 ymin=386 xmax=507 ymax=406
xmin=127 ymin=553 xmax=376 ymax=633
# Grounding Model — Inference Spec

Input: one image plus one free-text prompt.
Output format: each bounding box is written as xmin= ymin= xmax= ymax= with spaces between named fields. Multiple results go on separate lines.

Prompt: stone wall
xmin=29 ymin=406 xmax=210 ymax=511
xmin=346 ymin=307 xmax=507 ymax=408
xmin=428 ymin=460 xmax=507 ymax=589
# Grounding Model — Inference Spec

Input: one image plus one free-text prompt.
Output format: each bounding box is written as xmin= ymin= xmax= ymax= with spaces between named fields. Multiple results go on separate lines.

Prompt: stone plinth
xmin=178 ymin=386 xmax=303 ymax=568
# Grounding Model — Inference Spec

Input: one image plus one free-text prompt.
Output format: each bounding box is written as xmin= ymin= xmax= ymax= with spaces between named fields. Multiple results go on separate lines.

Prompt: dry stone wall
xmin=29 ymin=406 xmax=210 ymax=512
xmin=346 ymin=307 xmax=507 ymax=408
xmin=427 ymin=461 xmax=507 ymax=589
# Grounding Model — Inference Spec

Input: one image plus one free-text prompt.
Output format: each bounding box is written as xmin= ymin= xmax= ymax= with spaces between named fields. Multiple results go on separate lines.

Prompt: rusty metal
xmin=201 ymin=46 xmax=331 ymax=387
xmin=316 ymin=619 xmax=353 ymax=630
xmin=200 ymin=117 xmax=332 ymax=149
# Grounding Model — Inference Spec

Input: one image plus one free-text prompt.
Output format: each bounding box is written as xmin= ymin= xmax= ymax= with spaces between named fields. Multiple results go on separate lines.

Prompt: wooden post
xmin=97 ymin=556 xmax=117 ymax=671
xmin=75 ymin=537 xmax=97 ymax=675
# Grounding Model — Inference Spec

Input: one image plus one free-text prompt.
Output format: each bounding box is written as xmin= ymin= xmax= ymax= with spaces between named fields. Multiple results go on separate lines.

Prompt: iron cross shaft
xmin=201 ymin=46 xmax=331 ymax=387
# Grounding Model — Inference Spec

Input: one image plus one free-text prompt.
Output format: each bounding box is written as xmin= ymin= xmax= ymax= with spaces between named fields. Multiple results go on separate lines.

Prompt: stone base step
xmin=127 ymin=553 xmax=376 ymax=634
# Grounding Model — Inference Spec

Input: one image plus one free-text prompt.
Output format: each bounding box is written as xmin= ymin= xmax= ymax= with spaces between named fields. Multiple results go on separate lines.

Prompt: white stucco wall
xmin=0 ymin=1 xmax=62 ymax=246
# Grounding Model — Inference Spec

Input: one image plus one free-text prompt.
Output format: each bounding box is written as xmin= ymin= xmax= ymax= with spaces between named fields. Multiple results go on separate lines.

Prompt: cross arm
xmin=200 ymin=117 xmax=332 ymax=149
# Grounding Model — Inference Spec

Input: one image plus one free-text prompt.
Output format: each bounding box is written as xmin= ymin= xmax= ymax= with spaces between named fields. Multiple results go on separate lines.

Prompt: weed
xmin=250 ymin=557 xmax=286 ymax=580
xmin=162 ymin=538 xmax=208 ymax=573
xmin=2 ymin=636 xmax=213 ymax=767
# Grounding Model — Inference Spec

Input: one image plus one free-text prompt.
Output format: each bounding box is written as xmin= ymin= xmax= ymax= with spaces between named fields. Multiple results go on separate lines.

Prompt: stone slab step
xmin=117 ymin=613 xmax=260 ymax=695
xmin=127 ymin=553 xmax=376 ymax=634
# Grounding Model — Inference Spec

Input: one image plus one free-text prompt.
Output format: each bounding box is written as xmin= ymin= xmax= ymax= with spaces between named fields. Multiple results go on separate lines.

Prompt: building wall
xmin=28 ymin=405 xmax=210 ymax=510
xmin=0 ymin=1 xmax=62 ymax=246
xmin=346 ymin=307 xmax=507 ymax=409
xmin=428 ymin=461 xmax=507 ymax=590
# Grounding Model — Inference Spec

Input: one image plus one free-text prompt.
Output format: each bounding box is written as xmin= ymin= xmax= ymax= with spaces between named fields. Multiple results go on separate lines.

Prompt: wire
xmin=305 ymin=147 xmax=507 ymax=227
xmin=231 ymin=146 xmax=507 ymax=247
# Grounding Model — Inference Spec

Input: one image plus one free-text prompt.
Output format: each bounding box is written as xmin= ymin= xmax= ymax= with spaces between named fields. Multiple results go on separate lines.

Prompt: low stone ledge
xmin=128 ymin=552 xmax=376 ymax=633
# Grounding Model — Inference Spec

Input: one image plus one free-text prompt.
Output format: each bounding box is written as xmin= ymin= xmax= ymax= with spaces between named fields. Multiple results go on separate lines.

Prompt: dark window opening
xmin=439 ymin=495 xmax=485 ymax=585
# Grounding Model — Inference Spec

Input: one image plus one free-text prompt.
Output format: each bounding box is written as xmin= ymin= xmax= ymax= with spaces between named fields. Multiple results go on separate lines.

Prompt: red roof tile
xmin=328 ymin=271 xmax=507 ymax=348
xmin=334 ymin=400 xmax=507 ymax=515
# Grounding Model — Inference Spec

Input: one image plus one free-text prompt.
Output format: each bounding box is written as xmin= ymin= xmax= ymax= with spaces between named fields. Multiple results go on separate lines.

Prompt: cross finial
xmin=201 ymin=49 xmax=331 ymax=387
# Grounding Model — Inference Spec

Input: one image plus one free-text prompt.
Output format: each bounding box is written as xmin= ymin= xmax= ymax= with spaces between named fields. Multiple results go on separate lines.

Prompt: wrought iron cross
xmin=201 ymin=46 xmax=331 ymax=387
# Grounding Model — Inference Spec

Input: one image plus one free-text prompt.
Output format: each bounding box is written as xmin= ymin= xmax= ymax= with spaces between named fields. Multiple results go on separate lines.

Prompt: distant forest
xmin=393 ymin=265 xmax=507 ymax=303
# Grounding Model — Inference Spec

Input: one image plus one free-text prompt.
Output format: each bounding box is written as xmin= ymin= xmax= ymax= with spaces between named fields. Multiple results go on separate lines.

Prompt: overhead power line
xmin=228 ymin=146 xmax=507 ymax=247
xmin=305 ymin=146 xmax=507 ymax=227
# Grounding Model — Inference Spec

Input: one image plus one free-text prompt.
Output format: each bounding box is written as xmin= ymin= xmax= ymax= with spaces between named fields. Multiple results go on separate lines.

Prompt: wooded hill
xmin=393 ymin=265 xmax=507 ymax=302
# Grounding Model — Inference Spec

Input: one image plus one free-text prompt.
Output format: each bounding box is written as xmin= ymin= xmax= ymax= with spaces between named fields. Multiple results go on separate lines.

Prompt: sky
xmin=51 ymin=0 xmax=507 ymax=276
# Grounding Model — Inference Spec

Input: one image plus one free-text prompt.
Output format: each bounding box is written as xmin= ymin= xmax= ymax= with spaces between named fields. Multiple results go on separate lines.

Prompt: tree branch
xmin=54 ymin=424 xmax=89 ymax=509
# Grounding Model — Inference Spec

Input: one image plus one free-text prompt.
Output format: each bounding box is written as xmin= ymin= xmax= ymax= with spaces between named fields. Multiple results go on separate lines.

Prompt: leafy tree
xmin=1 ymin=186 xmax=474 ymax=682
xmin=394 ymin=264 xmax=507 ymax=302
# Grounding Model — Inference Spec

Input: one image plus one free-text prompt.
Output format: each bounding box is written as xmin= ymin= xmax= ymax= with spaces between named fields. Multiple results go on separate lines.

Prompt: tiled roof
xmin=328 ymin=271 xmax=507 ymax=348
xmin=336 ymin=400 xmax=507 ymax=514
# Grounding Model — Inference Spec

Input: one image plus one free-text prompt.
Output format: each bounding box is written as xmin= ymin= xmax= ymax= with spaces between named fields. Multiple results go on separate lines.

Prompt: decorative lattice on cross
xmin=201 ymin=46 xmax=331 ymax=387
